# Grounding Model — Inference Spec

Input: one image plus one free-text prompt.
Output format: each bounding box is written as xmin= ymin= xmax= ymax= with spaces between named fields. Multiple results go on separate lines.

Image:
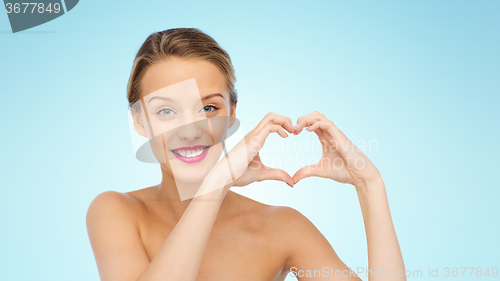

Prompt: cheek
xmin=148 ymin=135 xmax=169 ymax=163
xmin=148 ymin=118 xmax=181 ymax=138
xmin=208 ymin=116 xmax=230 ymax=144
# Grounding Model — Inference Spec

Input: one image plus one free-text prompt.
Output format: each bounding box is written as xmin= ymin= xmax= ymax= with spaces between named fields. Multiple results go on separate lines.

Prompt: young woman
xmin=86 ymin=28 xmax=406 ymax=281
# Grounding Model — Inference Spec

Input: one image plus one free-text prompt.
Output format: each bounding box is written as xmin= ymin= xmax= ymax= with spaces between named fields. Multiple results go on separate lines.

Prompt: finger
xmin=276 ymin=126 xmax=289 ymax=138
xmin=248 ymin=152 xmax=263 ymax=170
xmin=271 ymin=114 xmax=294 ymax=132
xmin=295 ymin=114 xmax=326 ymax=133
xmin=292 ymin=164 xmax=324 ymax=184
xmin=295 ymin=111 xmax=321 ymax=124
xmin=296 ymin=114 xmax=344 ymax=141
xmin=313 ymin=129 xmax=331 ymax=150
xmin=259 ymin=167 xmax=294 ymax=187
xmin=306 ymin=120 xmax=333 ymax=133
xmin=255 ymin=112 xmax=295 ymax=135
xmin=295 ymin=111 xmax=322 ymax=129
xmin=311 ymin=123 xmax=355 ymax=161
xmin=246 ymin=124 xmax=289 ymax=156
xmin=261 ymin=124 xmax=289 ymax=139
xmin=255 ymin=123 xmax=289 ymax=138
xmin=240 ymin=118 xmax=294 ymax=175
xmin=314 ymin=126 xmax=334 ymax=143
xmin=268 ymin=115 xmax=295 ymax=134
xmin=221 ymin=121 xmax=292 ymax=184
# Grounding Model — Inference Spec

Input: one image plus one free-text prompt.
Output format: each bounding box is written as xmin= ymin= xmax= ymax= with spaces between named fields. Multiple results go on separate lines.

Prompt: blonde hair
xmin=127 ymin=28 xmax=238 ymax=109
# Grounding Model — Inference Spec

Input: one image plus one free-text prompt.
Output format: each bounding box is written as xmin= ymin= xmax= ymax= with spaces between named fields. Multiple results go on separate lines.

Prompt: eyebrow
xmin=202 ymin=93 xmax=225 ymax=100
xmin=148 ymin=93 xmax=226 ymax=104
xmin=147 ymin=93 xmax=225 ymax=104
xmin=147 ymin=96 xmax=173 ymax=104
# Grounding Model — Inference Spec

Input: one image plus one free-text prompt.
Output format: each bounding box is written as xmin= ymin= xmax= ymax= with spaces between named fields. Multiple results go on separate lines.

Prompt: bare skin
xmin=107 ymin=187 xmax=311 ymax=281
xmin=86 ymin=57 xmax=406 ymax=281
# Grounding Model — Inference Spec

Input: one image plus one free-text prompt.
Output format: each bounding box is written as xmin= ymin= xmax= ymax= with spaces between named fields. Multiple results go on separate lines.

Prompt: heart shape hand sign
xmin=129 ymin=79 xmax=381 ymax=198
xmin=130 ymin=95 xmax=381 ymax=199
xmin=226 ymin=111 xmax=381 ymax=189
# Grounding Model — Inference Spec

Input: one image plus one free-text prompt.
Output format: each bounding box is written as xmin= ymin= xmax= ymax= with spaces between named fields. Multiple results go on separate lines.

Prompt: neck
xmin=152 ymin=165 xmax=234 ymax=223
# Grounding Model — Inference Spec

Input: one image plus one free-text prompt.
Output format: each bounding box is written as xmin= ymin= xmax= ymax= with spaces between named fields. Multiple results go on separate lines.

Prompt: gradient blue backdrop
xmin=1 ymin=0 xmax=498 ymax=280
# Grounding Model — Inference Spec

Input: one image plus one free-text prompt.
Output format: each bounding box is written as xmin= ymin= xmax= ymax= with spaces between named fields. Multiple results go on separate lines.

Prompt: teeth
xmin=174 ymin=147 xmax=207 ymax=158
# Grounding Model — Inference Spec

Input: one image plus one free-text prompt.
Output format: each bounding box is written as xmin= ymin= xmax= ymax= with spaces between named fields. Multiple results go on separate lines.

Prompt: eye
xmin=200 ymin=105 xmax=219 ymax=113
xmin=157 ymin=108 xmax=174 ymax=116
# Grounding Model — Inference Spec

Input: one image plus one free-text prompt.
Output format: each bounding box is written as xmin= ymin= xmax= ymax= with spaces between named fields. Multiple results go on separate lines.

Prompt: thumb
xmin=259 ymin=167 xmax=294 ymax=187
xmin=292 ymin=164 xmax=323 ymax=184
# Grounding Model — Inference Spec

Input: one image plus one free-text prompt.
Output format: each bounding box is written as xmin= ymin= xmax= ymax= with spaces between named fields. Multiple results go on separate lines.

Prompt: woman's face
xmin=134 ymin=57 xmax=236 ymax=187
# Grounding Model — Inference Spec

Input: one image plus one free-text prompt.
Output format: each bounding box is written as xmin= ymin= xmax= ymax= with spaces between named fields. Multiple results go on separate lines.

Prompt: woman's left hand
xmin=292 ymin=111 xmax=382 ymax=188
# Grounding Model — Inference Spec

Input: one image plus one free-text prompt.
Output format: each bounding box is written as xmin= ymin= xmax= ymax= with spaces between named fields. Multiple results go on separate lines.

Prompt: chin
xmin=174 ymin=169 xmax=209 ymax=183
xmin=168 ymin=149 xmax=220 ymax=183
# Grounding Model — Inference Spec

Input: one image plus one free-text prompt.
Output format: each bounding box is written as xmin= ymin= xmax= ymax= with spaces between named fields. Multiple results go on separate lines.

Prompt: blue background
xmin=1 ymin=0 xmax=498 ymax=280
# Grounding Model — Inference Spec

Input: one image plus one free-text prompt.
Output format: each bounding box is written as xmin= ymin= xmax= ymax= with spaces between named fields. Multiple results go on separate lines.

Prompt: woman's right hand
xmin=207 ymin=112 xmax=296 ymax=189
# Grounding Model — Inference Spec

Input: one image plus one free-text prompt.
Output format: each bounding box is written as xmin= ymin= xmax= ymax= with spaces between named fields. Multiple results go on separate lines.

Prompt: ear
xmin=228 ymin=102 xmax=237 ymax=128
xmin=131 ymin=110 xmax=148 ymax=138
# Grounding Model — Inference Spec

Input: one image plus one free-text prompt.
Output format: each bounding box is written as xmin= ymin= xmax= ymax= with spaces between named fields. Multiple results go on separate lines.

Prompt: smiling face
xmin=132 ymin=57 xmax=237 ymax=189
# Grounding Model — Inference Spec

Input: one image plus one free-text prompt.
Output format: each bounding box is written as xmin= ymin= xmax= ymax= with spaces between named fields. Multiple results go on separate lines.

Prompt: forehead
xmin=141 ymin=57 xmax=228 ymax=98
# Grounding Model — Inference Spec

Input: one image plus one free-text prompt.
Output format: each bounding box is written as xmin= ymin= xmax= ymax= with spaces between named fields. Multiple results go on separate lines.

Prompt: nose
xmin=176 ymin=117 xmax=205 ymax=141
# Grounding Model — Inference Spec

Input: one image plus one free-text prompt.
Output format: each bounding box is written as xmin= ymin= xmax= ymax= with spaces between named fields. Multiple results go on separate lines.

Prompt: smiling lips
xmin=171 ymin=145 xmax=211 ymax=163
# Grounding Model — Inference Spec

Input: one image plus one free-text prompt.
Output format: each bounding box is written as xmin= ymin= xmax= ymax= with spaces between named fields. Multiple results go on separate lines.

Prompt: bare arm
xmin=287 ymin=111 xmax=406 ymax=280
xmin=86 ymin=191 xmax=151 ymax=281
xmin=283 ymin=181 xmax=405 ymax=281
xmin=355 ymin=178 xmax=406 ymax=281
xmin=137 ymin=181 xmax=229 ymax=281
xmin=282 ymin=207 xmax=361 ymax=280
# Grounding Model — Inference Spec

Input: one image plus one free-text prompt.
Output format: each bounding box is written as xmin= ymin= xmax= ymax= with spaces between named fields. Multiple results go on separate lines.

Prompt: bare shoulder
xmin=228 ymin=192 xmax=319 ymax=237
xmin=265 ymin=204 xmax=323 ymax=241
xmin=86 ymin=190 xmax=152 ymax=280
xmin=228 ymin=192 xmax=330 ymax=269
xmin=86 ymin=190 xmax=145 ymax=227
